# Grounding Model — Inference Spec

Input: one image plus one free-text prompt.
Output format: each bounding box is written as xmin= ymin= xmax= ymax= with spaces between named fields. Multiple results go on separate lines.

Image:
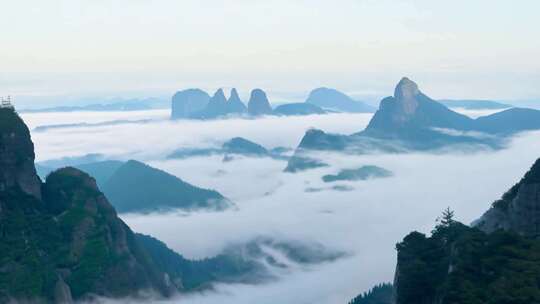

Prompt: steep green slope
xmin=0 ymin=108 xmax=174 ymax=302
xmin=102 ymin=160 xmax=231 ymax=213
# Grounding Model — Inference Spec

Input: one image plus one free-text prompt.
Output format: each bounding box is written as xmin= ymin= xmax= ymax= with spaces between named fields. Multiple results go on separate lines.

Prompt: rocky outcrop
xmin=365 ymin=77 xmax=475 ymax=135
xmin=287 ymin=77 xmax=540 ymax=172
xmin=248 ymin=89 xmax=273 ymax=116
xmin=202 ymin=88 xmax=228 ymax=118
xmin=0 ymin=108 xmax=42 ymax=199
xmin=193 ymin=88 xmax=248 ymax=119
xmin=393 ymin=77 xmax=420 ymax=116
xmin=227 ymin=88 xmax=247 ymax=114
xmin=475 ymin=158 xmax=540 ymax=237
xmin=170 ymin=89 xmax=210 ymax=119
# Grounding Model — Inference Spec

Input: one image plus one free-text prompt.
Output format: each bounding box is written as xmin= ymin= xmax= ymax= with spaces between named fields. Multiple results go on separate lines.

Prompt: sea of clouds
xmin=20 ymin=109 xmax=540 ymax=304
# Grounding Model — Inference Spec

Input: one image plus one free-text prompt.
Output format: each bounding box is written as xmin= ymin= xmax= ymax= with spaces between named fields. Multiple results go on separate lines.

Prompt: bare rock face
xmin=54 ymin=275 xmax=73 ymax=304
xmin=475 ymin=158 xmax=540 ymax=238
xmin=247 ymin=89 xmax=273 ymax=116
xmin=364 ymin=77 xmax=474 ymax=136
xmin=0 ymin=108 xmax=42 ymax=199
xmin=393 ymin=77 xmax=420 ymax=116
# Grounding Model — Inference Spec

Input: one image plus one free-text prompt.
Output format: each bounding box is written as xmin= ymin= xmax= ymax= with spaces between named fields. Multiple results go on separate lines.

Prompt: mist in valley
xmin=19 ymin=109 xmax=540 ymax=303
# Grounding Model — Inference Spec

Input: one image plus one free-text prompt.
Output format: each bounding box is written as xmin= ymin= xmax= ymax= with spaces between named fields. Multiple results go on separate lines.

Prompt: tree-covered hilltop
xmin=395 ymin=215 xmax=540 ymax=304
xmin=102 ymin=160 xmax=231 ymax=213
xmin=348 ymin=283 xmax=393 ymax=304
xmin=350 ymin=158 xmax=540 ymax=304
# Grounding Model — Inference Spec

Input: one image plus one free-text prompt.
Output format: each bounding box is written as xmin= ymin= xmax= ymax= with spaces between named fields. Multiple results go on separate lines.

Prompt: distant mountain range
xmin=305 ymin=87 xmax=375 ymax=113
xmin=170 ymin=87 xmax=376 ymax=120
xmin=20 ymin=98 xmax=168 ymax=113
xmin=438 ymin=99 xmax=512 ymax=110
xmin=286 ymin=77 xmax=540 ymax=172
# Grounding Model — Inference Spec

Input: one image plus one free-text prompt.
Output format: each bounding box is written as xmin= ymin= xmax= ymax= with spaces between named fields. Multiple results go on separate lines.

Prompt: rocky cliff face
xmin=365 ymin=77 xmax=474 ymax=135
xmin=248 ymin=89 xmax=273 ymax=116
xmin=170 ymin=88 xmax=210 ymax=119
xmin=0 ymin=109 xmax=175 ymax=303
xmin=475 ymin=158 xmax=540 ymax=237
xmin=0 ymin=108 xmax=42 ymax=199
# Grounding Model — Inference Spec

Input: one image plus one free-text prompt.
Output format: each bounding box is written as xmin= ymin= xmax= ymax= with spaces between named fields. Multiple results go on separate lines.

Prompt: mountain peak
xmin=248 ymin=89 xmax=272 ymax=116
xmin=229 ymin=88 xmax=240 ymax=101
xmin=394 ymin=77 xmax=420 ymax=115
xmin=212 ymin=88 xmax=227 ymax=103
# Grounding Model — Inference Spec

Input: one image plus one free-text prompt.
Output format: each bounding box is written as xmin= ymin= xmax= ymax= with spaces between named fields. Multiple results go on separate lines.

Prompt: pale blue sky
xmin=1 ymin=0 xmax=539 ymax=104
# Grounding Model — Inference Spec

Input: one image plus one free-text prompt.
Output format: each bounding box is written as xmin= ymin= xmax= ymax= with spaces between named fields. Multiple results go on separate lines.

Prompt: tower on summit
xmin=1 ymin=96 xmax=14 ymax=109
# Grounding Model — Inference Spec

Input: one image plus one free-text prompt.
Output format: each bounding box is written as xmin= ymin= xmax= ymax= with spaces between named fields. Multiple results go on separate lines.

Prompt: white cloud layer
xmin=23 ymin=110 xmax=540 ymax=303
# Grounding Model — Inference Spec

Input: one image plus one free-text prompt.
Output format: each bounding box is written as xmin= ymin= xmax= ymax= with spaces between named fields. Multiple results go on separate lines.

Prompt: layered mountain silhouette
xmin=37 ymin=158 xmax=231 ymax=213
xmin=305 ymin=87 xmax=375 ymax=113
xmin=354 ymin=157 xmax=540 ymax=304
xmin=171 ymin=87 xmax=376 ymax=120
xmin=0 ymin=108 xmax=175 ymax=302
xmin=172 ymin=88 xmax=253 ymax=119
xmin=274 ymin=102 xmax=326 ymax=116
xmin=287 ymin=77 xmax=540 ymax=172
xmin=168 ymin=137 xmax=291 ymax=160
xmin=0 ymin=107 xmax=343 ymax=302
xmin=439 ymin=99 xmax=511 ymax=110
xmin=101 ymin=160 xmax=230 ymax=213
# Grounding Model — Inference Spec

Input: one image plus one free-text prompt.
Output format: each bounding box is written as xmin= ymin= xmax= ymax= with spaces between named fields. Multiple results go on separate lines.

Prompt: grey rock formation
xmin=248 ymin=89 xmax=273 ymax=116
xmin=0 ymin=108 xmax=42 ymax=199
xmin=475 ymin=158 xmax=540 ymax=237
xmin=54 ymin=275 xmax=73 ymax=304
xmin=170 ymin=89 xmax=210 ymax=119
xmin=393 ymin=77 xmax=420 ymax=116
xmin=196 ymin=88 xmax=228 ymax=119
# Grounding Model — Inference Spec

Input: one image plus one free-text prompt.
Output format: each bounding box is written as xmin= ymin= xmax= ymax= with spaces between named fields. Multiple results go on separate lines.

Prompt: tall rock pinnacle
xmin=247 ymin=89 xmax=272 ymax=116
xmin=227 ymin=88 xmax=247 ymax=114
xmin=394 ymin=77 xmax=420 ymax=116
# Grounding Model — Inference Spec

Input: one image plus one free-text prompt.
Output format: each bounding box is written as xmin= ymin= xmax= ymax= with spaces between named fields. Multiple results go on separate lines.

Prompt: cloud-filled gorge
xmin=21 ymin=109 xmax=540 ymax=304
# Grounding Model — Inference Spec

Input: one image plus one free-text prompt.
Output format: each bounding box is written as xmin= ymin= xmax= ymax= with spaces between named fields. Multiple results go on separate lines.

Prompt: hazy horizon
xmin=2 ymin=0 xmax=540 ymax=108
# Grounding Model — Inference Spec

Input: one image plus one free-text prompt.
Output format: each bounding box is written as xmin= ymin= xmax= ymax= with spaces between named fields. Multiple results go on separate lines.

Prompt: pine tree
xmin=439 ymin=207 xmax=455 ymax=227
